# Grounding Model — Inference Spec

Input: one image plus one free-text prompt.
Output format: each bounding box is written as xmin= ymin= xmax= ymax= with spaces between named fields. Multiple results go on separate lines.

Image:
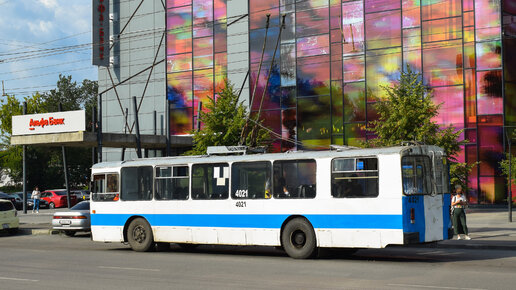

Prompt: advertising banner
xmin=92 ymin=0 xmax=110 ymax=66
xmin=12 ymin=110 xmax=86 ymax=136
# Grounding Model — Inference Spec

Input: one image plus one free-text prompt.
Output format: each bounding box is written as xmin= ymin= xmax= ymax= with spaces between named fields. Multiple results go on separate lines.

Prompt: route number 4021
xmin=235 ymin=201 xmax=247 ymax=207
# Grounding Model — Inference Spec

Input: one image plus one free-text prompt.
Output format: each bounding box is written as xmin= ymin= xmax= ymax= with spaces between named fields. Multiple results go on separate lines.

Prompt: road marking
xmin=388 ymin=284 xmax=486 ymax=290
xmin=0 ymin=277 xmax=39 ymax=282
xmin=98 ymin=266 xmax=160 ymax=272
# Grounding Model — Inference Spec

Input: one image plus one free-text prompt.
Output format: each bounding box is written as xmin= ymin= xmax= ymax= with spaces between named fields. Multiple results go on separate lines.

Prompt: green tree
xmin=367 ymin=66 xmax=464 ymax=159
xmin=185 ymin=79 xmax=269 ymax=155
xmin=366 ymin=66 xmax=470 ymax=187
xmin=0 ymin=75 xmax=97 ymax=190
xmin=500 ymin=153 xmax=516 ymax=190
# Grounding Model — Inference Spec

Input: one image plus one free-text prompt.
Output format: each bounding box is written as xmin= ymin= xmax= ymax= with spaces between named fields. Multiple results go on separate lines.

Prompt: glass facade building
xmin=166 ymin=0 xmax=516 ymax=204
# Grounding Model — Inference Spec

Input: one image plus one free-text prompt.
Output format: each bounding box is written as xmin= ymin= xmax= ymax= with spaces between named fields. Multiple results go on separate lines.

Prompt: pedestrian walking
xmin=451 ymin=184 xmax=471 ymax=240
xmin=31 ymin=186 xmax=41 ymax=213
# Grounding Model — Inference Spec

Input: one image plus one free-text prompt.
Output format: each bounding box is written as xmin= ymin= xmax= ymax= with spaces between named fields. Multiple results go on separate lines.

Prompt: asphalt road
xmin=1 ymin=234 xmax=516 ymax=290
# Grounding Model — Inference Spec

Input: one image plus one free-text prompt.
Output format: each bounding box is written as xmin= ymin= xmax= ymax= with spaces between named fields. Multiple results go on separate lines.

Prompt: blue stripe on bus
xmin=91 ymin=214 xmax=403 ymax=229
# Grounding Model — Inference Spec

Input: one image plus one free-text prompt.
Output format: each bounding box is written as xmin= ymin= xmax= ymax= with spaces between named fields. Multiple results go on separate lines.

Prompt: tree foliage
xmin=367 ymin=66 xmax=464 ymax=160
xmin=185 ymin=79 xmax=269 ymax=155
xmin=366 ymin=66 xmax=471 ymax=187
xmin=0 ymin=75 xmax=97 ymax=191
xmin=499 ymin=153 xmax=516 ymax=188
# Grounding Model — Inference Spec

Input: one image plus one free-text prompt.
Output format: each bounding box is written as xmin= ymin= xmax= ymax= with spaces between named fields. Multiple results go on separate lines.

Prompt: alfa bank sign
xmin=92 ymin=0 xmax=110 ymax=67
xmin=12 ymin=110 xmax=86 ymax=136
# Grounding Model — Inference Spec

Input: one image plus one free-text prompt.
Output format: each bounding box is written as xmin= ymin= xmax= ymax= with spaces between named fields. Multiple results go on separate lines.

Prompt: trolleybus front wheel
xmin=127 ymin=218 xmax=154 ymax=252
xmin=281 ymin=218 xmax=317 ymax=259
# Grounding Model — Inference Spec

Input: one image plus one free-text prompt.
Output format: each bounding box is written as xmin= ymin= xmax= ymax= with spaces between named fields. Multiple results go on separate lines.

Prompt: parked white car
xmin=0 ymin=199 xmax=19 ymax=235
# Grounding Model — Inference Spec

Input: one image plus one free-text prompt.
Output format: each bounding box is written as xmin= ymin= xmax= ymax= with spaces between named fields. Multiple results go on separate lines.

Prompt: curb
xmin=19 ymin=228 xmax=59 ymax=235
xmin=408 ymin=241 xmax=516 ymax=251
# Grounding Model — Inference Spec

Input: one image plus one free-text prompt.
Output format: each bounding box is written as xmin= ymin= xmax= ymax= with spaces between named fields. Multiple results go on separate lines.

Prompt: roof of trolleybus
xmin=92 ymin=145 xmax=445 ymax=170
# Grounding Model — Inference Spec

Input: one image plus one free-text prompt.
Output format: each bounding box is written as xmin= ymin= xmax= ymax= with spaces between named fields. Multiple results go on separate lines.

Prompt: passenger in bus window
xmin=343 ymin=175 xmax=362 ymax=197
xmin=279 ymin=176 xmax=289 ymax=196
xmin=264 ymin=179 xmax=272 ymax=199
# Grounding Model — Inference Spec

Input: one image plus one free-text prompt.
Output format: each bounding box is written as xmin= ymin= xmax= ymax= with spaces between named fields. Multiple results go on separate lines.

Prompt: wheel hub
xmin=292 ymin=230 xmax=306 ymax=248
xmin=133 ymin=225 xmax=146 ymax=243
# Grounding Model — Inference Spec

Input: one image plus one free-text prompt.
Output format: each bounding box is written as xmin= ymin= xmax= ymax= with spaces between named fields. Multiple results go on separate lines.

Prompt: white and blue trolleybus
xmin=90 ymin=144 xmax=452 ymax=258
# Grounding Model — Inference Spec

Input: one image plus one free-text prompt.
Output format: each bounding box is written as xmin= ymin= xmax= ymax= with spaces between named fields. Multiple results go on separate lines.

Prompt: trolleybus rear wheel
xmin=127 ymin=218 xmax=154 ymax=252
xmin=281 ymin=218 xmax=317 ymax=259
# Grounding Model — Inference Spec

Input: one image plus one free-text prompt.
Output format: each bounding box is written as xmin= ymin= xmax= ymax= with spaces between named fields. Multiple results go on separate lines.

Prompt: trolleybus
xmin=90 ymin=144 xmax=451 ymax=259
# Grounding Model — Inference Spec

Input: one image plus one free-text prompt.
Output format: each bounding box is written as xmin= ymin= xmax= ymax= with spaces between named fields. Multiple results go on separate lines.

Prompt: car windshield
xmin=71 ymin=202 xmax=89 ymax=210
xmin=54 ymin=191 xmax=68 ymax=196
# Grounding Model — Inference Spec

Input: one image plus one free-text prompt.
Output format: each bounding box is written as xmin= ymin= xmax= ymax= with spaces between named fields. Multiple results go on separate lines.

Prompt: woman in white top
xmin=451 ymin=184 xmax=471 ymax=240
xmin=31 ymin=186 xmax=41 ymax=213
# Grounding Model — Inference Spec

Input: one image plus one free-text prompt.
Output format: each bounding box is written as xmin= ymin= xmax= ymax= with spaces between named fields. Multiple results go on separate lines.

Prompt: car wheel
xmin=127 ymin=218 xmax=154 ymax=252
xmin=64 ymin=231 xmax=75 ymax=237
xmin=49 ymin=202 xmax=55 ymax=209
xmin=281 ymin=217 xmax=317 ymax=259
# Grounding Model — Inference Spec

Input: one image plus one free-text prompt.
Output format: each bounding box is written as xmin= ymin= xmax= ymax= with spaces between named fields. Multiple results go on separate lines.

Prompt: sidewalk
xmin=18 ymin=208 xmax=64 ymax=235
xmin=17 ymin=208 xmax=516 ymax=250
xmin=431 ymin=208 xmax=516 ymax=250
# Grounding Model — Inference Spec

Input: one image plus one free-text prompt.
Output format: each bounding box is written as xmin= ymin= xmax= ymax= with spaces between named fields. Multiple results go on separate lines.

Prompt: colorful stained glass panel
xmin=432 ymin=85 xmax=464 ymax=128
xmin=297 ymin=34 xmax=330 ymax=57
xmin=476 ymin=40 xmax=502 ymax=70
xmin=477 ymin=70 xmax=503 ymax=115
xmin=344 ymin=81 xmax=366 ymax=122
xmin=297 ymin=55 xmax=331 ymax=96
xmin=422 ymin=17 xmax=462 ymax=42
xmin=365 ymin=11 xmax=401 ymax=50
xmin=423 ymin=40 xmax=463 ymax=86
xmin=366 ymin=48 xmax=402 ymax=101
xmin=421 ymin=0 xmax=461 ymax=20
xmin=475 ymin=0 xmax=501 ymax=41
xmin=167 ymin=71 xmax=192 ymax=108
xmin=365 ymin=0 xmax=400 ymax=13
xmin=167 ymin=53 xmax=193 ymax=73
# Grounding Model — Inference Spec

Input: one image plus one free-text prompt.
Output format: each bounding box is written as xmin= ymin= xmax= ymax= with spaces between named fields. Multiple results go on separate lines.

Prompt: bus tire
xmin=281 ymin=218 xmax=317 ymax=259
xmin=127 ymin=218 xmax=154 ymax=252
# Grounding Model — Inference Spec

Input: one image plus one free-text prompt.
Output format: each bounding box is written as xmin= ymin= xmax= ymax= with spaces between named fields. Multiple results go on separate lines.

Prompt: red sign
xmin=28 ymin=117 xmax=65 ymax=131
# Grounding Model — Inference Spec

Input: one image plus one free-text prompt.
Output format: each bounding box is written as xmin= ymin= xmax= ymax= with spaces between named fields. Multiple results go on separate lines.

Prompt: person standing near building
xmin=451 ymin=184 xmax=471 ymax=240
xmin=31 ymin=186 xmax=41 ymax=213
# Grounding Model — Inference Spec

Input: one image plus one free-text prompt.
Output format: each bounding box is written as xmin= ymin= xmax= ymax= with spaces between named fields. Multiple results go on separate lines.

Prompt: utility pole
xmin=2 ymin=80 xmax=6 ymax=96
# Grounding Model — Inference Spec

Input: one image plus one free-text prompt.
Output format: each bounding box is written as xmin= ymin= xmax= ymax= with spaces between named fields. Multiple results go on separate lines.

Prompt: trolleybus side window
xmin=402 ymin=156 xmax=432 ymax=195
xmin=192 ymin=163 xmax=229 ymax=200
xmin=121 ymin=166 xmax=153 ymax=201
xmin=433 ymin=155 xmax=449 ymax=194
xmin=155 ymin=165 xmax=189 ymax=200
xmin=272 ymin=159 xmax=316 ymax=199
xmin=331 ymin=158 xmax=379 ymax=198
xmin=231 ymin=161 xmax=272 ymax=199
xmin=92 ymin=173 xmax=120 ymax=201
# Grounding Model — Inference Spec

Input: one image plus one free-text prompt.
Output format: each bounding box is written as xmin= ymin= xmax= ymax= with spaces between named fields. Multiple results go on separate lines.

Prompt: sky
xmin=0 ymin=0 xmax=96 ymax=98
